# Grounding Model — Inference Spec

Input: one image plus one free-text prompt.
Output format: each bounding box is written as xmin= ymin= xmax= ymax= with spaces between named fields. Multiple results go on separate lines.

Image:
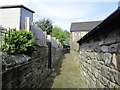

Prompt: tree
xmin=52 ymin=26 xmax=70 ymax=45
xmin=35 ymin=18 xmax=53 ymax=35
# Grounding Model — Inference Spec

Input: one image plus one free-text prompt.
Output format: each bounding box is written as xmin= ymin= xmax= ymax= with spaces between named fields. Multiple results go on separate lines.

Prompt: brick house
xmin=0 ymin=5 xmax=35 ymax=31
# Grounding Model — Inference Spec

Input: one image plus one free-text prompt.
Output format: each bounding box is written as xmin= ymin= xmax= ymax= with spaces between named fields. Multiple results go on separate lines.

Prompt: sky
xmin=1 ymin=0 xmax=120 ymax=31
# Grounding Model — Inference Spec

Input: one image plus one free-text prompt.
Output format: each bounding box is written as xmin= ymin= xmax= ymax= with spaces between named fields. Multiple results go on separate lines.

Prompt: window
xmin=74 ymin=32 xmax=77 ymax=37
xmin=78 ymin=32 xmax=81 ymax=37
xmin=74 ymin=32 xmax=80 ymax=37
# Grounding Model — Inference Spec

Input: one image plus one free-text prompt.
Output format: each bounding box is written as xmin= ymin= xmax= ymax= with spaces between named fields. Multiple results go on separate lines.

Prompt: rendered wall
xmin=0 ymin=8 xmax=21 ymax=30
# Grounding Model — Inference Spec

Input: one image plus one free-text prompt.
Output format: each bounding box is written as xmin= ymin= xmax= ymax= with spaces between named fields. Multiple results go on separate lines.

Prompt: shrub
xmin=3 ymin=29 xmax=35 ymax=54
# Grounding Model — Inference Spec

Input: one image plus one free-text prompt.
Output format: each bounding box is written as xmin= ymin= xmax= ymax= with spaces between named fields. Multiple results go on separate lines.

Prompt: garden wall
xmin=51 ymin=46 xmax=63 ymax=66
xmin=78 ymin=28 xmax=120 ymax=88
xmin=2 ymin=44 xmax=63 ymax=88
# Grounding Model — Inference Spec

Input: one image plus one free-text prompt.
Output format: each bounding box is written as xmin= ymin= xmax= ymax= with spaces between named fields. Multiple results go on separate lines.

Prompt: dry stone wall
xmin=78 ymin=28 xmax=120 ymax=88
xmin=51 ymin=46 xmax=62 ymax=66
xmin=2 ymin=45 xmax=63 ymax=88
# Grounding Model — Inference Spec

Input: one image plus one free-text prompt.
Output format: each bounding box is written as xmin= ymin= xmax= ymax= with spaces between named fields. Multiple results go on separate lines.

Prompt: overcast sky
xmin=1 ymin=0 xmax=119 ymax=31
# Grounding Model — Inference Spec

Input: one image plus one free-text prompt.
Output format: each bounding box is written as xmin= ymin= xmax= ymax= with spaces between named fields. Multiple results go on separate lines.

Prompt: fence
xmin=30 ymin=24 xmax=62 ymax=48
xmin=31 ymin=24 xmax=47 ymax=46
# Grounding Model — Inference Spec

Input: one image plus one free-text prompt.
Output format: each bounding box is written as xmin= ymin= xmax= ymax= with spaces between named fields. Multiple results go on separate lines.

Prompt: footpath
xmin=41 ymin=53 xmax=88 ymax=88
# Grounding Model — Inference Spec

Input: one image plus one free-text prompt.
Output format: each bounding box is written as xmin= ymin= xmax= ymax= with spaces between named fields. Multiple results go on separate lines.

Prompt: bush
xmin=3 ymin=29 xmax=35 ymax=54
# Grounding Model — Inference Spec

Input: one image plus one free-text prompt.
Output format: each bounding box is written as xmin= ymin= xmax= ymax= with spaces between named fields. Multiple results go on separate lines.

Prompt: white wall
xmin=0 ymin=8 xmax=21 ymax=30
xmin=0 ymin=7 xmax=33 ymax=31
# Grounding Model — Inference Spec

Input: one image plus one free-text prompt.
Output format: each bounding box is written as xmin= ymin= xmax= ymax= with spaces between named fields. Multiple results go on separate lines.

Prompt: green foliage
xmin=52 ymin=26 xmax=70 ymax=45
xmin=3 ymin=29 xmax=35 ymax=54
xmin=35 ymin=18 xmax=53 ymax=35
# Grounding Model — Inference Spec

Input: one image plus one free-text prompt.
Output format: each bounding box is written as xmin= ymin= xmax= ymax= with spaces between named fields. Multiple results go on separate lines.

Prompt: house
xmin=70 ymin=21 xmax=102 ymax=51
xmin=0 ymin=5 xmax=35 ymax=31
xmin=70 ymin=21 xmax=102 ymax=42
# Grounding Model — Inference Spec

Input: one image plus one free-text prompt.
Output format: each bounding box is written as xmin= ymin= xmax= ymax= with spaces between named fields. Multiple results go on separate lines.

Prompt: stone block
xmin=101 ymin=66 xmax=109 ymax=80
xmin=99 ymin=53 xmax=106 ymax=62
xmin=116 ymin=29 xmax=120 ymax=42
xmin=96 ymin=63 xmax=102 ymax=71
xmin=14 ymin=54 xmax=28 ymax=64
xmin=116 ymin=54 xmax=120 ymax=71
xmin=88 ymin=71 xmax=96 ymax=82
xmin=104 ymin=34 xmax=116 ymax=45
xmin=109 ymin=69 xmax=120 ymax=85
xmin=117 ymin=43 xmax=120 ymax=54
xmin=3 ymin=55 xmax=16 ymax=67
xmin=98 ymin=74 xmax=108 ymax=87
xmin=108 ymin=81 xmax=117 ymax=88
xmin=20 ymin=80 xmax=28 ymax=88
xmin=112 ymin=54 xmax=117 ymax=69
xmin=99 ymin=40 xmax=104 ymax=46
xmin=108 ymin=44 xmax=118 ymax=53
xmin=101 ymin=46 xmax=109 ymax=52
xmin=104 ymin=53 xmax=112 ymax=67
xmin=91 ymin=66 xmax=99 ymax=78
xmin=90 ymin=60 xmax=97 ymax=68
xmin=96 ymin=79 xmax=105 ymax=88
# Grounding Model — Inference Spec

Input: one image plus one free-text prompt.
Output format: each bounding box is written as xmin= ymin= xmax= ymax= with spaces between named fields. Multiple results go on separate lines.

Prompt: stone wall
xmin=78 ymin=28 xmax=120 ymax=88
xmin=51 ymin=46 xmax=63 ymax=66
xmin=2 ymin=45 xmax=62 ymax=88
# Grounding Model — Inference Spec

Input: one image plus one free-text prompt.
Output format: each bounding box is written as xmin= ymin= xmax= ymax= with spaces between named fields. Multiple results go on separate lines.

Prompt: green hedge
xmin=3 ymin=29 xmax=35 ymax=54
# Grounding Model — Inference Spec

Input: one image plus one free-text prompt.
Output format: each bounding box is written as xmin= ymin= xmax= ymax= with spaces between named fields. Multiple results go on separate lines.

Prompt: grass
xmin=41 ymin=52 xmax=88 ymax=88
xmin=51 ymin=53 xmax=88 ymax=88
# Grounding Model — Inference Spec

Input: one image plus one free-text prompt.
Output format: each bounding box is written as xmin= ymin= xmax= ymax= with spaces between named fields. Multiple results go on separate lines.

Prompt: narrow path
xmin=42 ymin=53 xmax=87 ymax=88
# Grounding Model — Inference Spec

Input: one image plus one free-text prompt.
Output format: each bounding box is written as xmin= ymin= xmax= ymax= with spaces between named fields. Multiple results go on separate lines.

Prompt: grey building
xmin=0 ymin=5 xmax=35 ymax=30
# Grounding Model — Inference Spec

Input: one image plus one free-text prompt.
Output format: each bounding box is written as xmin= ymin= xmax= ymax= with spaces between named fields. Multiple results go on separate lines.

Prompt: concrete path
xmin=41 ymin=53 xmax=87 ymax=88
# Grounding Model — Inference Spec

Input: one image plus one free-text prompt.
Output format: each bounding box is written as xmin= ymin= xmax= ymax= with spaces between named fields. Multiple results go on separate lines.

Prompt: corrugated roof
xmin=0 ymin=4 xmax=35 ymax=13
xmin=70 ymin=21 xmax=102 ymax=32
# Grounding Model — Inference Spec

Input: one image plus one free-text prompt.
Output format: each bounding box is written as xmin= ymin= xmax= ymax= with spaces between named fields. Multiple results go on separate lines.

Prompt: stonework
xmin=78 ymin=28 xmax=120 ymax=88
xmin=2 ymin=45 xmax=62 ymax=88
